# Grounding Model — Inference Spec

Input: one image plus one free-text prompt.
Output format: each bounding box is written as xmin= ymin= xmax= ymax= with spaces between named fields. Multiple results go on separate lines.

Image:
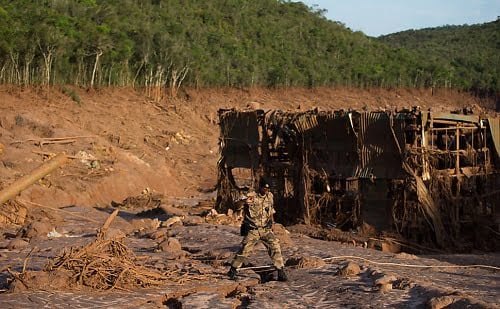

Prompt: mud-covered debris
xmin=18 ymin=220 xmax=53 ymax=240
xmin=204 ymin=207 xmax=242 ymax=225
xmin=206 ymin=208 xmax=218 ymax=217
xmin=427 ymin=294 xmax=463 ymax=309
xmin=377 ymin=283 xmax=392 ymax=293
xmin=42 ymin=238 xmax=168 ymax=290
xmin=135 ymin=207 xmax=166 ymax=218
xmin=392 ymin=277 xmax=414 ymax=290
xmin=285 ymin=255 xmax=326 ymax=269
xmin=160 ymin=204 xmax=189 ymax=217
xmin=374 ymin=274 xmax=397 ymax=286
xmin=198 ymin=250 xmax=233 ymax=267
xmin=161 ymin=216 xmax=184 ymax=228
xmin=130 ymin=218 xmax=160 ymax=233
xmin=369 ymin=271 xmax=400 ymax=293
xmin=381 ymin=241 xmax=401 ymax=253
xmin=76 ymin=151 xmax=99 ymax=169
xmin=426 ymin=291 xmax=491 ymax=309
xmin=158 ymin=237 xmax=182 ymax=252
xmin=112 ymin=192 xmax=164 ymax=210
xmin=394 ymin=252 xmax=418 ymax=259
xmin=47 ymin=228 xmax=64 ymax=238
xmin=339 ymin=262 xmax=361 ymax=276
xmin=288 ymin=224 xmax=368 ymax=246
xmin=272 ymin=223 xmax=294 ymax=246
xmin=101 ymin=227 xmax=126 ymax=240
xmin=205 ymin=211 xmax=235 ymax=225
xmin=157 ymin=237 xmax=188 ymax=260
xmin=9 ymin=269 xmax=74 ymax=292
xmin=7 ymin=238 xmax=29 ymax=250
xmin=148 ymin=228 xmax=170 ymax=240
xmin=0 ymin=200 xmax=27 ymax=226
xmin=183 ymin=215 xmax=205 ymax=226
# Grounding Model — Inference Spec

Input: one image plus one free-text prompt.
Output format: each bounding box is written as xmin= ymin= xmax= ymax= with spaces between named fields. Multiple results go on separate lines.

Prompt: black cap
xmin=259 ymin=178 xmax=270 ymax=188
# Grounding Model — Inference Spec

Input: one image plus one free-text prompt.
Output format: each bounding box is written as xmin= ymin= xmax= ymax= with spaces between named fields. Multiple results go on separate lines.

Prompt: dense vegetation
xmin=379 ymin=20 xmax=500 ymax=95
xmin=0 ymin=0 xmax=497 ymax=94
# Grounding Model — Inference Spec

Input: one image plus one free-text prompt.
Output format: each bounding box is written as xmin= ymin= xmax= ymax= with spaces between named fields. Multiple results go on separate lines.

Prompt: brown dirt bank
xmin=0 ymin=85 xmax=495 ymax=207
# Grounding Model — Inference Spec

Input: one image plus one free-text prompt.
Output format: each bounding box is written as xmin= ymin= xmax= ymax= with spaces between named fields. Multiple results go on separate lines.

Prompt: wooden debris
xmin=0 ymin=200 xmax=27 ymax=225
xmin=10 ymin=136 xmax=95 ymax=145
xmin=0 ymin=153 xmax=68 ymax=205
xmin=97 ymin=209 xmax=119 ymax=240
xmin=45 ymin=238 xmax=168 ymax=290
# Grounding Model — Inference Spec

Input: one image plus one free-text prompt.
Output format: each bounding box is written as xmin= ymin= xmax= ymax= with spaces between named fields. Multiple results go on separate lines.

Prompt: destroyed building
xmin=215 ymin=108 xmax=500 ymax=251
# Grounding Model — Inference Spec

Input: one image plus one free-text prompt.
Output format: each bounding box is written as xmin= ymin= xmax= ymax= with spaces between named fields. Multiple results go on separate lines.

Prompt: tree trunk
xmin=9 ymin=52 xmax=21 ymax=84
xmin=23 ymin=52 xmax=34 ymax=86
xmin=91 ymin=50 xmax=103 ymax=88
xmin=170 ymin=66 xmax=189 ymax=98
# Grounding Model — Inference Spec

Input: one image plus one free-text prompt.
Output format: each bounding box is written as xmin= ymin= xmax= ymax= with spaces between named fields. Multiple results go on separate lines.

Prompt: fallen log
xmin=0 ymin=153 xmax=69 ymax=205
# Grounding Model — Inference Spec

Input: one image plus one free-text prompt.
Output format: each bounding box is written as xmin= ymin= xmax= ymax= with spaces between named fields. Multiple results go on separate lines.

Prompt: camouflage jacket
xmin=243 ymin=191 xmax=275 ymax=229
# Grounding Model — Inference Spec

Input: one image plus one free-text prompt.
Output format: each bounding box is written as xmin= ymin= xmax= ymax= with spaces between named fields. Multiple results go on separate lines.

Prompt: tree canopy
xmin=0 ymin=0 xmax=497 ymax=94
xmin=379 ymin=19 xmax=500 ymax=95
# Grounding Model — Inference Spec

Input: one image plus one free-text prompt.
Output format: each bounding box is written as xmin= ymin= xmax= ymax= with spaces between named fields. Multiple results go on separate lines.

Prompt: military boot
xmin=227 ymin=266 xmax=238 ymax=280
xmin=277 ymin=268 xmax=288 ymax=282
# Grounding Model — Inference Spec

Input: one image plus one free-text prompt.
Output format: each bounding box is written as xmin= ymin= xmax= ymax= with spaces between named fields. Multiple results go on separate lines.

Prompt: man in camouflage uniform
xmin=228 ymin=181 xmax=288 ymax=281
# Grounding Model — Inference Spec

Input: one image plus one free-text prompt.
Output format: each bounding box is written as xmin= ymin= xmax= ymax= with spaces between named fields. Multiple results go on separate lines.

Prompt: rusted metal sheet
xmin=218 ymin=109 xmax=260 ymax=168
xmin=488 ymin=117 xmax=500 ymax=159
xmin=304 ymin=112 xmax=359 ymax=177
xmin=431 ymin=112 xmax=480 ymax=123
xmin=358 ymin=112 xmax=404 ymax=179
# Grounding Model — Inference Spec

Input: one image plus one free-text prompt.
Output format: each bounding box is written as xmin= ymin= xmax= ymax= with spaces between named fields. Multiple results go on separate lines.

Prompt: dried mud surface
xmin=0 ymin=86 xmax=498 ymax=308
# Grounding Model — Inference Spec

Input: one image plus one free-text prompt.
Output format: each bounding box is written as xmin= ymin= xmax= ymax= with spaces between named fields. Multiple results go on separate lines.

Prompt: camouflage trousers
xmin=231 ymin=227 xmax=285 ymax=269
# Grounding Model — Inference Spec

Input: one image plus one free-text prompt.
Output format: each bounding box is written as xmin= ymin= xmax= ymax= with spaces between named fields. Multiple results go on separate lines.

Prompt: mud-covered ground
xmin=0 ymin=200 xmax=498 ymax=308
xmin=0 ymin=86 xmax=498 ymax=308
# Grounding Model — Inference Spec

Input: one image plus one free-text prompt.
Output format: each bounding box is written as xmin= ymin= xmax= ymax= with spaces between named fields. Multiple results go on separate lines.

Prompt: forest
xmin=380 ymin=20 xmax=499 ymax=96
xmin=0 ymin=0 xmax=498 ymax=94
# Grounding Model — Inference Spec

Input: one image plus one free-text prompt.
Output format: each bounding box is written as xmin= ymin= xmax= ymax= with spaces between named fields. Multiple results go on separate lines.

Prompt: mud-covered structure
xmin=216 ymin=108 xmax=500 ymax=250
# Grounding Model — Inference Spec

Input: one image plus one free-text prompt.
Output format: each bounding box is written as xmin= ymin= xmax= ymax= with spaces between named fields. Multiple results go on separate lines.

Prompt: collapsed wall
xmin=215 ymin=107 xmax=500 ymax=251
